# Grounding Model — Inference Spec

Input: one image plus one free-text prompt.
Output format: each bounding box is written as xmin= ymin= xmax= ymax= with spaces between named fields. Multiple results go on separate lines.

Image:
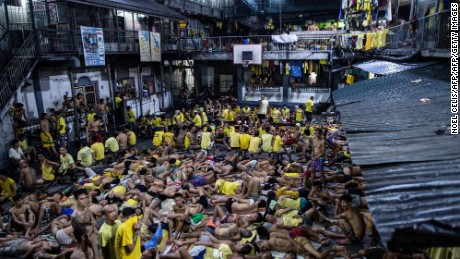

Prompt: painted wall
xmin=0 ymin=113 xmax=15 ymax=169
xmin=36 ymin=68 xmax=111 ymax=115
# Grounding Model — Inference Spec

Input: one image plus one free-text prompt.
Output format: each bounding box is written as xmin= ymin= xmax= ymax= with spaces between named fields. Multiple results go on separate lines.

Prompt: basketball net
xmin=242 ymin=60 xmax=250 ymax=68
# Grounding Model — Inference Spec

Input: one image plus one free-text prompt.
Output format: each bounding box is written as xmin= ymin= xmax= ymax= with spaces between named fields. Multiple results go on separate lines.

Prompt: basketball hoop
xmin=242 ymin=60 xmax=250 ymax=68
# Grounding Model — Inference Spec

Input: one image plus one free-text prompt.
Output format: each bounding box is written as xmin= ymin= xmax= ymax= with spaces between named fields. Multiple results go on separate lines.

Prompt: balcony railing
xmin=176 ymin=33 xmax=339 ymax=52
xmin=32 ymin=10 xmax=451 ymax=57
xmin=37 ymin=28 xmax=141 ymax=55
xmin=385 ymin=9 xmax=450 ymax=50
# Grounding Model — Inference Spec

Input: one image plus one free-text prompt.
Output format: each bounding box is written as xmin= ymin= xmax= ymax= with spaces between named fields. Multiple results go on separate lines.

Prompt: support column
xmin=282 ymin=71 xmax=289 ymax=105
xmin=67 ymin=69 xmax=79 ymax=139
xmin=236 ymin=66 xmax=243 ymax=103
xmin=137 ymin=66 xmax=143 ymax=115
xmin=193 ymin=61 xmax=202 ymax=96
xmin=32 ymin=69 xmax=44 ymax=115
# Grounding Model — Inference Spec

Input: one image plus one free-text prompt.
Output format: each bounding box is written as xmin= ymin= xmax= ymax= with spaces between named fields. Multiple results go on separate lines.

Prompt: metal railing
xmin=385 ymin=10 xmax=450 ymax=50
xmin=37 ymin=28 xmax=141 ymax=55
xmin=176 ymin=33 xmax=339 ymax=52
xmin=0 ymin=32 xmax=37 ymax=110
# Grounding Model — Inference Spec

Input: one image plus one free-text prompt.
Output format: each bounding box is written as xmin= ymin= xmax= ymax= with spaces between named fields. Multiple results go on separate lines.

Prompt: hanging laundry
xmin=365 ymin=32 xmax=373 ymax=51
xmin=290 ymin=61 xmax=302 ymax=78
xmin=303 ymin=61 xmax=308 ymax=75
xmin=285 ymin=63 xmax=290 ymax=75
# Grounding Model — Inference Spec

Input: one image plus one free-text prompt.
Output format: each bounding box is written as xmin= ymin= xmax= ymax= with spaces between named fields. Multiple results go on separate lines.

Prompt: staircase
xmin=0 ymin=32 xmax=38 ymax=115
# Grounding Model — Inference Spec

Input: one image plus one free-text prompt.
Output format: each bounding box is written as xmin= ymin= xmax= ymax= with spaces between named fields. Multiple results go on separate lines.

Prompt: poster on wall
xmin=81 ymin=26 xmax=105 ymax=66
xmin=139 ymin=31 xmax=152 ymax=62
xmin=150 ymin=32 xmax=161 ymax=62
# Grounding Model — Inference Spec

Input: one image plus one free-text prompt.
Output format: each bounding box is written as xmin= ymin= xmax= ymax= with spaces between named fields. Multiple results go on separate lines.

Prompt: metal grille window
xmin=74 ymin=85 xmax=97 ymax=107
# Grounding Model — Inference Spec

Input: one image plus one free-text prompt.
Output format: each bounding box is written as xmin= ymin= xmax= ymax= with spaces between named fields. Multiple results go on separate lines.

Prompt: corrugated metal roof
xmin=353 ymin=60 xmax=439 ymax=75
xmin=332 ymin=63 xmax=460 ymax=249
xmin=66 ymin=0 xmax=187 ymax=20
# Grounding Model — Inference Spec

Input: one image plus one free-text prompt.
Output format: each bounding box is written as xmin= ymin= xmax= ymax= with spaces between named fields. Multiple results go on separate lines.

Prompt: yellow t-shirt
xmin=77 ymin=146 xmax=94 ymax=167
xmin=87 ymin=112 xmax=95 ymax=122
xmin=224 ymin=127 xmax=234 ymax=137
xmin=105 ymin=137 xmax=120 ymax=152
xmin=153 ymin=131 xmax=165 ymax=147
xmin=222 ymin=109 xmax=229 ymax=121
xmin=276 ymin=187 xmax=299 ymax=199
xmin=91 ymin=142 xmax=105 ymax=161
xmin=215 ymin=179 xmax=240 ymax=195
xmin=242 ymin=107 xmax=251 ymax=115
xmin=272 ymin=135 xmax=283 ymax=152
xmin=295 ymin=109 xmax=304 ymax=122
xmin=41 ymin=160 xmax=55 ymax=181
xmin=282 ymin=210 xmax=302 ymax=227
xmin=239 ymin=133 xmax=251 ymax=150
xmin=128 ymin=132 xmax=137 ymax=146
xmin=248 ymin=136 xmax=261 ymax=153
xmin=229 ymin=131 xmax=240 ymax=148
xmin=279 ymin=197 xmax=301 ymax=210
xmin=201 ymin=112 xmax=208 ymax=124
xmin=98 ymin=220 xmax=122 ymax=259
xmin=18 ymin=140 xmax=28 ymax=151
xmin=305 ymin=100 xmax=314 ymax=112
xmin=115 ymin=96 xmax=123 ymax=109
xmin=0 ymin=177 xmax=16 ymax=199
xmin=60 ymin=154 xmax=75 ymax=170
xmin=193 ymin=114 xmax=202 ymax=127
xmin=112 ymin=185 xmax=127 ymax=196
xmin=281 ymin=108 xmax=290 ymax=117
xmin=227 ymin=111 xmax=235 ymax=122
xmin=127 ymin=109 xmax=135 ymax=123
xmin=261 ymin=133 xmax=273 ymax=153
xmin=115 ymin=216 xmax=142 ymax=259
xmin=57 ymin=116 xmax=66 ymax=134
xmin=177 ymin=113 xmax=185 ymax=123
xmin=201 ymin=132 xmax=212 ymax=150
xmin=164 ymin=132 xmax=175 ymax=146
xmin=184 ymin=133 xmax=190 ymax=148
xmin=258 ymin=127 xmax=266 ymax=137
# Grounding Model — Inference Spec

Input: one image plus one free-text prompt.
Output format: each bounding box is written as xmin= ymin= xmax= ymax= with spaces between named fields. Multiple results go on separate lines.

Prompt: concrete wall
xmin=0 ymin=113 xmax=14 ymax=169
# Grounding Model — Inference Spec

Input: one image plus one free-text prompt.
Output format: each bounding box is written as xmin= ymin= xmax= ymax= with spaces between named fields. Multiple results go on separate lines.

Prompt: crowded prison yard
xmin=3 ymin=95 xmax=403 ymax=259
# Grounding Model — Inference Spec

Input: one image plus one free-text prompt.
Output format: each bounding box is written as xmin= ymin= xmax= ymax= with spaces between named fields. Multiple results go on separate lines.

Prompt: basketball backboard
xmin=233 ymin=44 xmax=262 ymax=65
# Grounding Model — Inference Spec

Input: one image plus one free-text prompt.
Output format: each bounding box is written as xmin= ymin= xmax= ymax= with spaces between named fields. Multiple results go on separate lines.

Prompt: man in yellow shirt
xmin=114 ymin=92 xmax=123 ymax=123
xmin=152 ymin=127 xmax=165 ymax=147
xmin=105 ymin=137 xmax=120 ymax=159
xmin=229 ymin=126 xmax=241 ymax=155
xmin=295 ymin=105 xmax=304 ymax=124
xmin=193 ymin=111 xmax=202 ymax=127
xmin=248 ymin=130 xmax=262 ymax=155
xmin=163 ymin=126 xmax=176 ymax=147
xmin=281 ymin=105 xmax=291 ymax=120
xmin=272 ymin=107 xmax=282 ymax=124
xmin=125 ymin=126 xmax=137 ymax=146
xmin=272 ymin=130 xmax=284 ymax=156
xmin=99 ymin=204 xmax=122 ymax=259
xmin=201 ymin=127 xmax=213 ymax=150
xmin=76 ymin=140 xmax=94 ymax=168
xmin=261 ymin=127 xmax=274 ymax=154
xmin=0 ymin=171 xmax=17 ymax=203
xmin=305 ymin=96 xmax=314 ymax=122
xmin=91 ymin=136 xmax=105 ymax=163
xmin=126 ymin=106 xmax=136 ymax=125
xmin=239 ymin=127 xmax=252 ymax=156
xmin=56 ymin=111 xmax=67 ymax=147
xmin=115 ymin=207 xmax=142 ymax=259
